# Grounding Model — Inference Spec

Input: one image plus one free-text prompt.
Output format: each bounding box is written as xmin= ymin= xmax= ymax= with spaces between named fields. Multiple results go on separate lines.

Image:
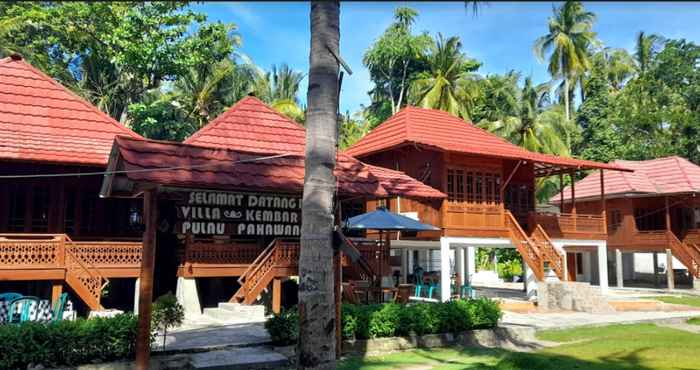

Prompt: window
xmin=30 ymin=185 xmax=50 ymax=232
xmin=446 ymin=168 xmax=502 ymax=204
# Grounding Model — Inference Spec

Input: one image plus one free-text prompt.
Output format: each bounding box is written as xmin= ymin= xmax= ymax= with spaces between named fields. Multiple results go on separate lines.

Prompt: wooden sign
xmin=176 ymin=191 xmax=302 ymax=236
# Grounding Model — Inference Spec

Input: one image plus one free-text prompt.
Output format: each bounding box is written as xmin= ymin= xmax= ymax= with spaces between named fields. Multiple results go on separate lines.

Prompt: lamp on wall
xmin=129 ymin=206 xmax=144 ymax=232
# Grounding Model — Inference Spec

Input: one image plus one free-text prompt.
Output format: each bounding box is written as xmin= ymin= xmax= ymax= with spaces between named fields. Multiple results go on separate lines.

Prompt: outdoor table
xmin=0 ymin=299 xmax=74 ymax=323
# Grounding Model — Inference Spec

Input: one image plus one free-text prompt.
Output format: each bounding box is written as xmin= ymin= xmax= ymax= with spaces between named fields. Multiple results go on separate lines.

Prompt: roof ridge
xmin=674 ymin=156 xmax=695 ymax=191
xmin=6 ymin=59 xmax=141 ymax=139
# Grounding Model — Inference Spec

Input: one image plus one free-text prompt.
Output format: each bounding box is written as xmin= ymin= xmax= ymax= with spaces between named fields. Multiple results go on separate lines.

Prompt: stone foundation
xmin=537 ymin=281 xmax=615 ymax=313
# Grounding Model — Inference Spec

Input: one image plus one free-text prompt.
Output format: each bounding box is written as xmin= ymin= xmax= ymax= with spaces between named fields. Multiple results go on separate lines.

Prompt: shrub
xmin=0 ymin=313 xmax=141 ymax=369
xmin=264 ymin=307 xmax=299 ymax=345
xmin=151 ymin=292 xmax=185 ymax=350
xmin=269 ymin=298 xmax=502 ymax=344
xmin=497 ymin=260 xmax=523 ymax=281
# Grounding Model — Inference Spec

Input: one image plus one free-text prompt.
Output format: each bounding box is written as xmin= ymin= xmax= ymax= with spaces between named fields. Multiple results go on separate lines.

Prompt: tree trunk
xmin=564 ymin=76 xmax=570 ymax=121
xmin=298 ymin=2 xmax=340 ymax=369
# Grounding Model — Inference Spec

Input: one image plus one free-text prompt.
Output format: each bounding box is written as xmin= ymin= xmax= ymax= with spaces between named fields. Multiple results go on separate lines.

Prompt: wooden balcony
xmin=178 ymin=240 xmax=265 ymax=277
xmin=0 ymin=234 xmax=142 ymax=310
xmin=0 ymin=234 xmax=142 ymax=280
xmin=442 ymin=201 xmax=509 ymax=238
xmin=607 ymin=229 xmax=671 ymax=250
xmin=530 ymin=212 xmax=606 ymax=240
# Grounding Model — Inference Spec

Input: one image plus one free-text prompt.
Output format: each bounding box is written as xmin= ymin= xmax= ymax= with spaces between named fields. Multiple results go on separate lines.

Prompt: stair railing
xmin=531 ymin=225 xmax=565 ymax=280
xmin=505 ymin=211 xmax=544 ymax=281
xmin=63 ymin=235 xmax=108 ymax=308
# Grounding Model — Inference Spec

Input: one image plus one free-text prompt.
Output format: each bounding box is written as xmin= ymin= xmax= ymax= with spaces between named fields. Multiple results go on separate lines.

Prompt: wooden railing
xmin=443 ymin=200 xmax=506 ymax=232
xmin=184 ymin=242 xmax=262 ymax=266
xmin=232 ymin=239 xmax=300 ymax=304
xmin=531 ymin=212 xmax=606 ymax=239
xmin=667 ymin=231 xmax=700 ymax=278
xmin=0 ymin=234 xmax=143 ymax=310
xmin=504 ymin=211 xmax=544 ymax=281
xmin=531 ymin=225 xmax=565 ymax=280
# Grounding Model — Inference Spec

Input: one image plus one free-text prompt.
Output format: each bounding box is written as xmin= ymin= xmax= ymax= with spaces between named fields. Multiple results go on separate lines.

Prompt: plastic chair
xmin=460 ymin=284 xmax=476 ymax=299
xmin=0 ymin=292 xmax=22 ymax=302
xmin=51 ymin=293 xmax=69 ymax=322
xmin=8 ymin=296 xmax=40 ymax=323
xmin=427 ymin=283 xmax=439 ymax=299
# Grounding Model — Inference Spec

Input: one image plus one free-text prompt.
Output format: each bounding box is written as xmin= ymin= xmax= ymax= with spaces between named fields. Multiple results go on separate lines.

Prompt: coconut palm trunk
xmin=298 ymin=2 xmax=340 ymax=369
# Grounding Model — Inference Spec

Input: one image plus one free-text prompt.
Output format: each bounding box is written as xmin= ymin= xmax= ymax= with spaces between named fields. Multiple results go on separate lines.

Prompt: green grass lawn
xmin=337 ymin=324 xmax=700 ymax=370
xmin=688 ymin=317 xmax=700 ymax=325
xmin=644 ymin=295 xmax=700 ymax=307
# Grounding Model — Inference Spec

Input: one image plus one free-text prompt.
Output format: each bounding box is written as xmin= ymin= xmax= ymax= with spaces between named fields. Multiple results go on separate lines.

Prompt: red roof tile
xmin=344 ymin=106 xmax=627 ymax=174
xmin=366 ymin=164 xmax=446 ymax=199
xmin=0 ymin=56 xmax=140 ymax=166
xmin=553 ymin=156 xmax=700 ymax=202
xmin=107 ymin=135 xmax=390 ymax=198
xmin=184 ymin=96 xmax=307 ymax=155
xmin=183 ymin=97 xmax=445 ymax=199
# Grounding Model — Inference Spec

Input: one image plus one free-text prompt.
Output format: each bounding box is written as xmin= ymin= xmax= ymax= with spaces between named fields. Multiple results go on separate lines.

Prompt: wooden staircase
xmin=504 ymin=211 xmax=564 ymax=281
xmin=231 ymin=239 xmax=299 ymax=305
xmin=64 ymin=235 xmax=108 ymax=310
xmin=669 ymin=232 xmax=700 ymax=278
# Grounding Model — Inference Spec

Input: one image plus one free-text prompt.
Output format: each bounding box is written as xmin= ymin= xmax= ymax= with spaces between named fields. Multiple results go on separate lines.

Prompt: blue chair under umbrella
xmin=8 ymin=296 xmax=40 ymax=323
xmin=0 ymin=292 xmax=22 ymax=302
xmin=344 ymin=208 xmax=440 ymax=297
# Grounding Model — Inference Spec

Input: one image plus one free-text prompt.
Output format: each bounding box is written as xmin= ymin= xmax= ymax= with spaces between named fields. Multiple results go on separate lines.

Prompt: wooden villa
xmin=554 ymin=156 xmax=700 ymax=289
xmin=344 ymin=106 xmax=630 ymax=299
xmin=0 ymin=58 xmax=444 ymax=315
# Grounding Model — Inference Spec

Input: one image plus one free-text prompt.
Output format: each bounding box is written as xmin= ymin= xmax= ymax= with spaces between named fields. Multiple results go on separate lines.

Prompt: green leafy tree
xmin=254 ymin=64 xmax=306 ymax=123
xmin=339 ymin=111 xmax=371 ymax=149
xmin=0 ymin=2 xmax=237 ymax=123
xmin=363 ymin=7 xmax=431 ymax=115
xmin=151 ymin=293 xmax=185 ymax=350
xmin=534 ymin=0 xmax=599 ymax=119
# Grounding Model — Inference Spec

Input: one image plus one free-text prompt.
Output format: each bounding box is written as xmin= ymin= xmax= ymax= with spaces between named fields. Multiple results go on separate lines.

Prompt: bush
xmin=269 ymin=298 xmax=502 ymax=343
xmin=264 ymin=307 xmax=298 ymax=345
xmin=152 ymin=292 xmax=185 ymax=350
xmin=0 ymin=313 xmax=141 ymax=369
xmin=497 ymin=259 xmax=523 ymax=281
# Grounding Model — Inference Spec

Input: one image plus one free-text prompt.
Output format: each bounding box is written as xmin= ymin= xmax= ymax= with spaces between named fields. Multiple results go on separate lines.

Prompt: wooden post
xmin=51 ymin=281 xmax=63 ymax=306
xmin=665 ymin=196 xmax=671 ymax=231
xmin=135 ymin=189 xmax=158 ymax=370
xmin=600 ymin=170 xmax=606 ymax=232
xmin=570 ymin=171 xmax=577 ymax=231
xmin=666 ymin=248 xmax=675 ymax=290
xmin=272 ymin=278 xmax=282 ymax=314
xmin=559 ymin=173 xmax=565 ymax=214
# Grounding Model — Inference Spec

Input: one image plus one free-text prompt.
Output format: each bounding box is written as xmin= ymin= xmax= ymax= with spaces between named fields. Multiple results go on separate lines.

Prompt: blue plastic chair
xmin=8 ymin=296 xmax=40 ymax=323
xmin=460 ymin=284 xmax=476 ymax=299
xmin=427 ymin=283 xmax=439 ymax=299
xmin=0 ymin=292 xmax=22 ymax=302
xmin=414 ymin=283 xmax=426 ymax=297
xmin=51 ymin=293 xmax=68 ymax=322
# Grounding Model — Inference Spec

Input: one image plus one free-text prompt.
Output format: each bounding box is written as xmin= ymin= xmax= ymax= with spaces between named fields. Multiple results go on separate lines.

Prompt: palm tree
xmin=298 ymin=1 xmax=340 ymax=368
xmin=596 ymin=48 xmax=635 ymax=91
xmin=635 ymin=31 xmax=666 ymax=75
xmin=534 ymin=0 xmax=599 ymax=120
xmin=410 ymin=34 xmax=480 ymax=118
xmin=255 ymin=63 xmax=305 ymax=121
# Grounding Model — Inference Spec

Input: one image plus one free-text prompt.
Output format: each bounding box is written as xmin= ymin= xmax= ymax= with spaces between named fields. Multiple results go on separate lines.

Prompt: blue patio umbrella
xmin=344 ymin=207 xmax=440 ymax=231
xmin=343 ymin=207 xmax=439 ymax=286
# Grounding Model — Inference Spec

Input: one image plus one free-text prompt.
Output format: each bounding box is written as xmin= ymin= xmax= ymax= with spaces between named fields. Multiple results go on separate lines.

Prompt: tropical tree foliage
xmin=534 ymin=0 xmax=599 ymax=119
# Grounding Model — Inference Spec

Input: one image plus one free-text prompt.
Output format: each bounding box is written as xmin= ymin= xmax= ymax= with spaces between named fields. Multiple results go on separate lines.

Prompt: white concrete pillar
xmin=666 ymin=249 xmax=675 ymax=290
xmin=693 ymin=276 xmax=700 ymax=290
xmin=440 ymin=238 xmax=451 ymax=302
xmin=524 ymin=263 xmax=538 ymax=301
xmin=466 ymin=246 xmax=476 ymax=281
xmin=615 ymin=249 xmax=623 ymax=288
xmin=401 ymin=248 xmax=408 ymax=284
xmin=133 ymin=278 xmax=140 ymax=314
xmin=456 ymin=247 xmax=465 ymax=286
xmin=176 ymin=276 xmax=202 ymax=317
xmin=597 ymin=242 xmax=609 ymax=294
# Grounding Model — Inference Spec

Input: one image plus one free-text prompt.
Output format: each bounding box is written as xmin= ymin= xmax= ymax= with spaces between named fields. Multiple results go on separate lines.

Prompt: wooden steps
xmin=504 ymin=211 xmax=564 ymax=281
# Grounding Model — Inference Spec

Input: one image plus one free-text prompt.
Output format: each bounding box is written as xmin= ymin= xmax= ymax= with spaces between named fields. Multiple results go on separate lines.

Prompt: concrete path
xmin=157 ymin=314 xmax=271 ymax=353
xmin=656 ymin=321 xmax=700 ymax=334
xmin=189 ymin=346 xmax=288 ymax=370
xmin=502 ymin=310 xmax=700 ymax=330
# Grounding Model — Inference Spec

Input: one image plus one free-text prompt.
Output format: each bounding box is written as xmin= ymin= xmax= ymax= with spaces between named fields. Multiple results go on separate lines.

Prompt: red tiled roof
xmin=184 ymin=96 xmax=306 ymax=155
xmin=366 ymin=164 xmax=446 ymax=199
xmin=0 ymin=55 xmax=140 ymax=166
xmin=344 ymin=106 xmax=627 ymax=174
xmin=107 ymin=135 xmax=391 ymax=197
xmin=553 ymin=156 xmax=700 ymax=202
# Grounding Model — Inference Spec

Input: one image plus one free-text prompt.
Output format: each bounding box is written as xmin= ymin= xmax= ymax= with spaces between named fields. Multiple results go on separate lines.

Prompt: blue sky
xmin=192 ymin=1 xmax=700 ymax=113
